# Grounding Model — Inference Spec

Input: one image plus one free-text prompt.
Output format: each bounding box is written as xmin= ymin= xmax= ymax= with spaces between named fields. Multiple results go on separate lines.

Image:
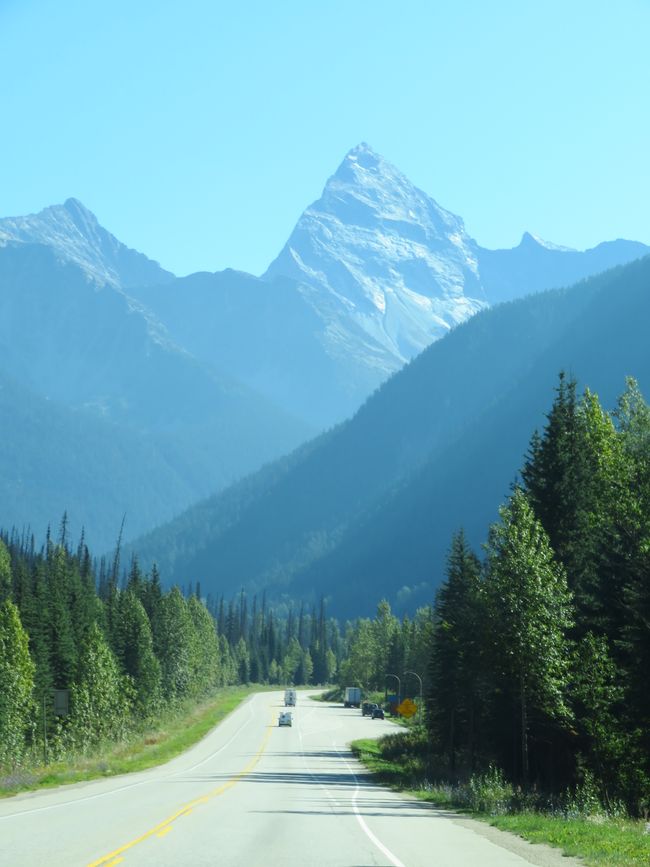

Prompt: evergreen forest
xmin=421 ymin=374 xmax=650 ymax=815
xmin=0 ymin=531 xmax=344 ymax=769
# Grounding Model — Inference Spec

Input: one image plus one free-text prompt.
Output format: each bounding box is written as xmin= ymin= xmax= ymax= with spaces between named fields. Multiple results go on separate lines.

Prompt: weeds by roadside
xmin=351 ymin=734 xmax=650 ymax=867
xmin=0 ymin=685 xmax=265 ymax=798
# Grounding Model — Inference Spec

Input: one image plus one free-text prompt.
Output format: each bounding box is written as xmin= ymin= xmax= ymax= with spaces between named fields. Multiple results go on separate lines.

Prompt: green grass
xmin=0 ymin=685 xmax=266 ymax=798
xmin=351 ymin=737 xmax=650 ymax=867
xmin=488 ymin=814 xmax=650 ymax=867
xmin=309 ymin=686 xmax=341 ymax=702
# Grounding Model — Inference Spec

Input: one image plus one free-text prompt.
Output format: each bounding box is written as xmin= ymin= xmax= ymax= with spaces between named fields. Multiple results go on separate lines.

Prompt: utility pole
xmin=42 ymin=692 xmax=48 ymax=766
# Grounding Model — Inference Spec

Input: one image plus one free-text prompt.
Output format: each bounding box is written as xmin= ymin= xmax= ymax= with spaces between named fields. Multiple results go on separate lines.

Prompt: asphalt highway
xmin=0 ymin=691 xmax=582 ymax=866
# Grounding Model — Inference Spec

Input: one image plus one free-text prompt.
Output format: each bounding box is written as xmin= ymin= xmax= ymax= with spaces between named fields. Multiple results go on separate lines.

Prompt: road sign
xmin=53 ymin=689 xmax=70 ymax=716
xmin=396 ymin=698 xmax=417 ymax=718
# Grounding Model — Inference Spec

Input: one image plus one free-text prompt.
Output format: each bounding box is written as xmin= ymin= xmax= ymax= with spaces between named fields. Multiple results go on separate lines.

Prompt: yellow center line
xmin=86 ymin=709 xmax=276 ymax=867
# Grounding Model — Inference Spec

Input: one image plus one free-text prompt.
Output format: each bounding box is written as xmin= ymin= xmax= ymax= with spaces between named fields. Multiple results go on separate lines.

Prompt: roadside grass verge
xmin=0 ymin=685 xmax=268 ymax=799
xmin=309 ymin=686 xmax=341 ymax=702
xmin=351 ymin=737 xmax=650 ymax=867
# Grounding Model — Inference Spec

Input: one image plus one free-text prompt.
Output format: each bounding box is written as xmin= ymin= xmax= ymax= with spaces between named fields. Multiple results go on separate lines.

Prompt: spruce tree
xmin=0 ymin=600 xmax=35 ymax=767
xmin=485 ymin=488 xmax=573 ymax=784
xmin=429 ymin=530 xmax=484 ymax=773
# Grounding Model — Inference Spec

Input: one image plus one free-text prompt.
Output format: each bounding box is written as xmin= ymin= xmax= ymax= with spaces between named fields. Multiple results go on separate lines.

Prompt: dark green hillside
xmin=0 ymin=243 xmax=312 ymax=547
xmin=130 ymin=258 xmax=643 ymax=607
xmin=294 ymin=256 xmax=650 ymax=614
xmin=0 ymin=371 xmax=196 ymax=550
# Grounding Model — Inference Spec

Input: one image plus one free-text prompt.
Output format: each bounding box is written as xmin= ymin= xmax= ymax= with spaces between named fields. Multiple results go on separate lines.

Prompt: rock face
xmin=265 ymin=143 xmax=487 ymax=369
xmin=0 ymin=197 xmax=174 ymax=288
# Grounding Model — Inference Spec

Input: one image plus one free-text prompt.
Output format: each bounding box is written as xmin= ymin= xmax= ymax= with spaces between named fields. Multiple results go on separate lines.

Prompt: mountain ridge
xmin=0 ymin=198 xmax=174 ymax=289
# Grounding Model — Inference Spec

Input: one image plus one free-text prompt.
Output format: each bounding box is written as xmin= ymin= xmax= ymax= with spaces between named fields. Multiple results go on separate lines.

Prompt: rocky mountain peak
xmin=265 ymin=144 xmax=486 ymax=365
xmin=0 ymin=199 xmax=173 ymax=289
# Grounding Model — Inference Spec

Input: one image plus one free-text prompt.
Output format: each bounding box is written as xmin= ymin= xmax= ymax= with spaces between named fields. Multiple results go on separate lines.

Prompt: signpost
xmin=43 ymin=689 xmax=70 ymax=765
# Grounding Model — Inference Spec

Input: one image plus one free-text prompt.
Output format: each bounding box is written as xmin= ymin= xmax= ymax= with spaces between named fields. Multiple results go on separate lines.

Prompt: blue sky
xmin=1 ymin=0 xmax=648 ymax=276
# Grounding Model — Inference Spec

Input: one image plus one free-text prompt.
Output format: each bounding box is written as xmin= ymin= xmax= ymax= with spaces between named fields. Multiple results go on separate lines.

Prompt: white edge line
xmin=298 ymin=700 xmax=406 ymax=867
xmin=339 ymin=748 xmax=406 ymax=867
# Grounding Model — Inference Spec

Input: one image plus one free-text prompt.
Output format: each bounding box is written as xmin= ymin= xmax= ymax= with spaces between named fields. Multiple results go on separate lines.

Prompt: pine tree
xmin=68 ymin=622 xmax=131 ymax=750
xmin=156 ymin=587 xmax=195 ymax=700
xmin=187 ymin=595 xmax=220 ymax=694
xmin=485 ymin=488 xmax=573 ymax=784
xmin=429 ymin=531 xmax=484 ymax=773
xmin=114 ymin=590 xmax=162 ymax=717
xmin=0 ymin=539 xmax=12 ymax=603
xmin=0 ymin=600 xmax=35 ymax=766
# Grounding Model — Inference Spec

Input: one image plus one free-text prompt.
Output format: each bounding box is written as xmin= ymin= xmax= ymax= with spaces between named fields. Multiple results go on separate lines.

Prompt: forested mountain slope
xmin=130 ymin=256 xmax=650 ymax=613
xmin=0 ymin=369 xmax=196 ymax=548
xmin=0 ymin=243 xmax=311 ymax=549
xmin=129 ymin=269 xmax=385 ymax=430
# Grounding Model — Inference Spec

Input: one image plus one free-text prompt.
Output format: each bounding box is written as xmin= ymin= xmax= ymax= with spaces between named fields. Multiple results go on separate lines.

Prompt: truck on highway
xmin=343 ymin=686 xmax=362 ymax=708
xmin=284 ymin=688 xmax=297 ymax=706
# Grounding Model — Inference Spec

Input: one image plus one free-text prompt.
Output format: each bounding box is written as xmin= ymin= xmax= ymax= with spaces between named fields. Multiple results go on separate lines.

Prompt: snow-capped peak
xmin=265 ymin=143 xmax=486 ymax=366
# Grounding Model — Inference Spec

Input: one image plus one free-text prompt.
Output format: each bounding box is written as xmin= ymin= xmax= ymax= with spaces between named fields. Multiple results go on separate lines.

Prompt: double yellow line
xmin=87 ymin=711 xmax=276 ymax=867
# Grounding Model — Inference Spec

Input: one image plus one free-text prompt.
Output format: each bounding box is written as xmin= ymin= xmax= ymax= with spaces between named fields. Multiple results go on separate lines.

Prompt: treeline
xmin=339 ymin=599 xmax=433 ymax=697
xmin=0 ymin=533 xmax=339 ymax=769
xmin=427 ymin=375 xmax=650 ymax=814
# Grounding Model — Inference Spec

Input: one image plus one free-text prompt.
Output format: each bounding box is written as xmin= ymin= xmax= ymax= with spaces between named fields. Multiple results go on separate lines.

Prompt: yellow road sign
xmin=396 ymin=698 xmax=417 ymax=718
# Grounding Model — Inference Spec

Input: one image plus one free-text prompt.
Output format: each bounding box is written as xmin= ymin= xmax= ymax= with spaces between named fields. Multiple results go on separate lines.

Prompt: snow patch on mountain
xmin=265 ymin=143 xmax=487 ymax=365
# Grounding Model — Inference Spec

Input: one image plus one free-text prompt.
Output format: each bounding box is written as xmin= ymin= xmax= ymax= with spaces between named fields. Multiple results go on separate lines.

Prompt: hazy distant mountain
xmin=2 ymin=149 xmax=649 ymax=550
xmin=0 ymin=197 xmax=174 ymax=289
xmin=0 ymin=368 xmax=198 ymax=551
xmin=131 ymin=269 xmax=390 ymax=429
xmin=129 ymin=255 xmax=650 ymax=616
xmin=0 ymin=242 xmax=311 ymax=548
xmin=135 ymin=144 xmax=650 ymax=432
xmin=477 ymin=231 xmax=650 ymax=304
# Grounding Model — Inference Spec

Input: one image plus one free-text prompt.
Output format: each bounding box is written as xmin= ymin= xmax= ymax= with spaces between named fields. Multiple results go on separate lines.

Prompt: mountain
xmin=3 ymin=149 xmax=649 ymax=550
xmin=120 ymin=145 xmax=648 ymax=430
xmin=0 ymin=368 xmax=199 ymax=550
xmin=0 ymin=242 xmax=311 ymax=549
xmin=130 ymin=269 xmax=388 ymax=429
xmin=477 ymin=231 xmax=650 ymax=304
xmin=265 ymin=142 xmax=487 ymax=367
xmin=128 ymin=254 xmax=650 ymax=617
xmin=0 ymin=197 xmax=174 ymax=288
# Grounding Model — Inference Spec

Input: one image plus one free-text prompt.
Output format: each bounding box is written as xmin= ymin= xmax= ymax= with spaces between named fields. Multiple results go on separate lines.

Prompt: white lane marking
xmin=0 ymin=693 xmax=261 ymax=820
xmin=337 ymin=744 xmax=406 ymax=867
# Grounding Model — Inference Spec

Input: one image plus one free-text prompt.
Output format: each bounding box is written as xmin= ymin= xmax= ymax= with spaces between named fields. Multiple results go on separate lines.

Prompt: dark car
xmin=361 ymin=701 xmax=374 ymax=716
xmin=371 ymin=706 xmax=385 ymax=720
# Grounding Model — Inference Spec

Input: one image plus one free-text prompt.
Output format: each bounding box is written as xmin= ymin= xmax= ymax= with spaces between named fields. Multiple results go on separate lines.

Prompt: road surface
xmin=0 ymin=691 xmax=581 ymax=866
